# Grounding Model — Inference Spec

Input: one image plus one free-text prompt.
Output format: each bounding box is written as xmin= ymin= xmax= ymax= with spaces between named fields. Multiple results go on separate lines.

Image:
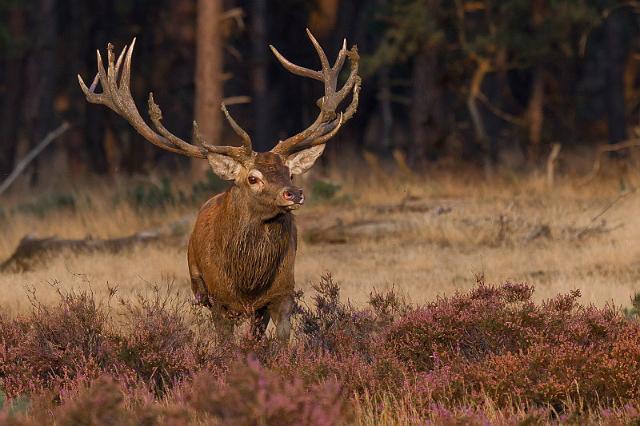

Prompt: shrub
xmin=183 ymin=356 xmax=348 ymax=425
xmin=116 ymin=286 xmax=201 ymax=396
xmin=382 ymin=281 xmax=640 ymax=412
xmin=625 ymin=291 xmax=640 ymax=319
xmin=0 ymin=286 xmax=120 ymax=397
xmin=382 ymin=281 xmax=543 ymax=371
xmin=126 ymin=177 xmax=176 ymax=210
xmin=13 ymin=193 xmax=76 ymax=218
xmin=449 ymin=330 xmax=640 ymax=408
xmin=2 ymin=276 xmax=640 ymax=423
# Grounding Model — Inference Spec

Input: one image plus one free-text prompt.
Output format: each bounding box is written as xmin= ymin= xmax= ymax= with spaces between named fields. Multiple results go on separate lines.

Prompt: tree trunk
xmin=330 ymin=0 xmax=370 ymax=153
xmin=378 ymin=67 xmax=393 ymax=153
xmin=483 ymin=48 xmax=509 ymax=165
xmin=526 ymin=64 xmax=545 ymax=162
xmin=526 ymin=0 xmax=545 ymax=163
xmin=467 ymin=59 xmax=490 ymax=166
xmin=0 ymin=6 xmax=26 ymax=179
xmin=309 ymin=0 xmax=339 ymax=37
xmin=605 ymin=9 xmax=628 ymax=145
xmin=410 ymin=42 xmax=444 ymax=165
xmin=82 ymin=0 xmax=113 ymax=175
xmin=194 ymin=0 xmax=224 ymax=176
xmin=22 ymin=0 xmax=58 ymax=184
xmin=250 ymin=0 xmax=271 ymax=151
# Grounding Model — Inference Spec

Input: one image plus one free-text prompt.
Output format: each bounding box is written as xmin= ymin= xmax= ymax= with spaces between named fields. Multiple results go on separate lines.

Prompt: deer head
xmin=78 ymin=30 xmax=360 ymax=215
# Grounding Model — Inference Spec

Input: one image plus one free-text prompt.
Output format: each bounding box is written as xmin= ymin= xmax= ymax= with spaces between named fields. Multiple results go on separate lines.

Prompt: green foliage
xmin=492 ymin=0 xmax=599 ymax=66
xmin=126 ymin=177 xmax=176 ymax=210
xmin=0 ymin=390 xmax=30 ymax=417
xmin=190 ymin=170 xmax=229 ymax=204
xmin=311 ymin=179 xmax=342 ymax=201
xmin=13 ymin=193 xmax=76 ymax=218
xmin=366 ymin=0 xmax=600 ymax=75
xmin=0 ymin=1 xmax=29 ymax=55
xmin=107 ymin=171 xmax=228 ymax=212
xmin=364 ymin=0 xmax=443 ymax=75
xmin=3 ymin=172 xmax=229 ymax=220
xmin=625 ymin=291 xmax=640 ymax=319
xmin=310 ymin=180 xmax=353 ymax=205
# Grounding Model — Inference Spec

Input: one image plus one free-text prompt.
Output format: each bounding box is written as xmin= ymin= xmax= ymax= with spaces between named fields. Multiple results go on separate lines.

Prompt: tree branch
xmin=0 ymin=122 xmax=70 ymax=197
xmin=579 ymin=138 xmax=640 ymax=185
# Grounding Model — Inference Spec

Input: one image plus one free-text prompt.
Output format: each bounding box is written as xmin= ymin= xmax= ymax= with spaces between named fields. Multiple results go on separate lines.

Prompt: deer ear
xmin=207 ymin=154 xmax=244 ymax=180
xmin=286 ymin=145 xmax=326 ymax=175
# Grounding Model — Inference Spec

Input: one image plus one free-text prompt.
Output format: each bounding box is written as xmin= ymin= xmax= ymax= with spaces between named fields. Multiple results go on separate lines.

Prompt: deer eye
xmin=248 ymin=175 xmax=259 ymax=185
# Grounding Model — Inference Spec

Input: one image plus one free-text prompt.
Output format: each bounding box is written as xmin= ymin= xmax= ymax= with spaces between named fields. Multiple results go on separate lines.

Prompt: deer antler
xmin=78 ymin=39 xmax=253 ymax=162
xmin=269 ymin=29 xmax=361 ymax=156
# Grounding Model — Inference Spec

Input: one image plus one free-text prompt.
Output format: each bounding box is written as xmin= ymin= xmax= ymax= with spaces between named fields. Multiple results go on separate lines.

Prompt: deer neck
xmin=223 ymin=185 xmax=293 ymax=225
xmin=219 ymin=187 xmax=294 ymax=297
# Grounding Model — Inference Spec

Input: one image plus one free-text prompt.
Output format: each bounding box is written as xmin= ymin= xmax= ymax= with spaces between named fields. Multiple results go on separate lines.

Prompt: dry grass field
xmin=4 ymin=161 xmax=640 ymax=424
xmin=1 ymin=163 xmax=640 ymax=315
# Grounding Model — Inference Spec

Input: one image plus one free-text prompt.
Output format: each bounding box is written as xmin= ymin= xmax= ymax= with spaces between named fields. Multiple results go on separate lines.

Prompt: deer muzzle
xmin=279 ymin=187 xmax=304 ymax=210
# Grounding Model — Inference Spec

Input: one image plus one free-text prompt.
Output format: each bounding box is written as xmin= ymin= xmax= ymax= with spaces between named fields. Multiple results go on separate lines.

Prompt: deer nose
xmin=282 ymin=187 xmax=304 ymax=204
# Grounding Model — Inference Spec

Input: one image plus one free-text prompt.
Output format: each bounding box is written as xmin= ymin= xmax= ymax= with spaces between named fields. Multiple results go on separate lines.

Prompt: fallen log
xmin=303 ymin=219 xmax=417 ymax=244
xmin=1 ymin=216 xmax=193 ymax=273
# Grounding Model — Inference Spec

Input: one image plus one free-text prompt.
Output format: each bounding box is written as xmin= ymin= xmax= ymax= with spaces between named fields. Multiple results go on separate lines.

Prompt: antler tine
xmin=106 ymin=43 xmax=123 ymax=110
xmin=332 ymin=39 xmax=348 ymax=74
xmin=269 ymin=45 xmax=323 ymax=81
xmin=92 ymin=50 xmax=113 ymax=109
xmin=147 ymin=93 xmax=210 ymax=155
xmin=114 ymin=42 xmax=127 ymax=81
xmin=305 ymin=28 xmax=331 ymax=75
xmin=307 ymin=113 xmax=344 ymax=148
xmin=343 ymin=75 xmax=362 ymax=121
xmin=189 ymin=121 xmax=247 ymax=159
xmin=79 ymin=40 xmax=209 ymax=159
xmin=334 ymin=47 xmax=360 ymax=107
xmin=221 ymin=103 xmax=252 ymax=152
xmin=120 ymin=38 xmax=136 ymax=92
xmin=271 ymin=32 xmax=361 ymax=156
xmin=288 ymin=74 xmax=361 ymax=155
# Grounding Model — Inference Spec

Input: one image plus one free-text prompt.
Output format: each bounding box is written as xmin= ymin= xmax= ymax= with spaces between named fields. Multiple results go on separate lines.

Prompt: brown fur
xmin=79 ymin=35 xmax=359 ymax=342
xmin=188 ymin=152 xmax=300 ymax=340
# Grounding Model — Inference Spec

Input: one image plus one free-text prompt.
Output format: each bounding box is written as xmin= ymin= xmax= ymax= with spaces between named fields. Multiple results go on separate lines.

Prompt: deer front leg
xmin=268 ymin=296 xmax=293 ymax=342
xmin=250 ymin=305 xmax=271 ymax=339
xmin=190 ymin=275 xmax=211 ymax=307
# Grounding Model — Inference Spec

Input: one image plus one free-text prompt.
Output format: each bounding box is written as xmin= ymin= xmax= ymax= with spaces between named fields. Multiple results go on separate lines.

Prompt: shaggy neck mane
xmin=220 ymin=188 xmax=293 ymax=297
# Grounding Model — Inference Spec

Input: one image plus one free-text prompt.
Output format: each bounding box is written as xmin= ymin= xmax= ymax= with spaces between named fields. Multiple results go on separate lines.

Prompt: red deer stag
xmin=78 ymin=31 xmax=360 ymax=341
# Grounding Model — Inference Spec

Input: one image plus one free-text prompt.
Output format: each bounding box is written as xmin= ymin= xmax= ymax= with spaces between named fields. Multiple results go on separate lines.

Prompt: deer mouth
xmin=282 ymin=198 xmax=304 ymax=211
xmin=285 ymin=203 xmax=302 ymax=211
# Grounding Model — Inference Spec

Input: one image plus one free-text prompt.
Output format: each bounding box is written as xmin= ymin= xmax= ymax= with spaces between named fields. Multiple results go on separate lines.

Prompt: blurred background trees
xmin=1 ymin=0 xmax=640 ymax=186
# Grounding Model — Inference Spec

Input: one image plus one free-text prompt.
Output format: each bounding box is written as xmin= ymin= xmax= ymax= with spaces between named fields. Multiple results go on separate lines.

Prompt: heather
xmin=1 ymin=276 xmax=640 ymax=424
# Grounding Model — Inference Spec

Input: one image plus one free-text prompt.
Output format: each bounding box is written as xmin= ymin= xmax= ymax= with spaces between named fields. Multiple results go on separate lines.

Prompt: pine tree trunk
xmin=605 ymin=10 xmax=627 ymax=145
xmin=526 ymin=64 xmax=545 ymax=162
xmin=410 ymin=43 xmax=444 ymax=165
xmin=527 ymin=0 xmax=545 ymax=163
xmin=81 ymin=1 xmax=113 ymax=175
xmin=250 ymin=0 xmax=270 ymax=151
xmin=467 ymin=59 xmax=490 ymax=163
xmin=23 ymin=0 xmax=58 ymax=185
xmin=0 ymin=6 xmax=26 ymax=179
xmin=194 ymin=0 xmax=224 ymax=176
